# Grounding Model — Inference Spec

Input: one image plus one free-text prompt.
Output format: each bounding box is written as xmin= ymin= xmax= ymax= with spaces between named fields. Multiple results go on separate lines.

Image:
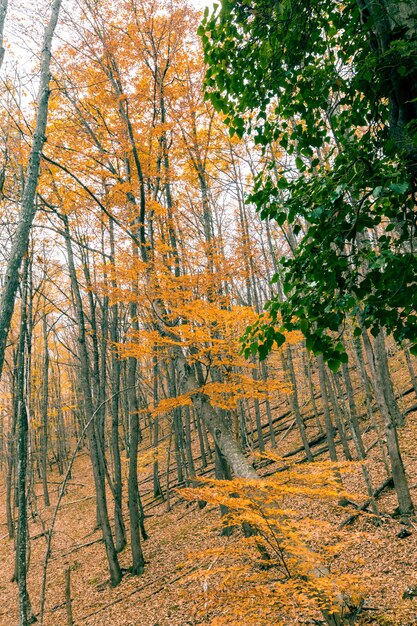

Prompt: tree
xmin=183 ymin=459 xmax=366 ymax=625
xmin=0 ymin=0 xmax=62 ymax=381
xmin=200 ymin=0 xmax=417 ymax=365
xmin=0 ymin=0 xmax=8 ymax=70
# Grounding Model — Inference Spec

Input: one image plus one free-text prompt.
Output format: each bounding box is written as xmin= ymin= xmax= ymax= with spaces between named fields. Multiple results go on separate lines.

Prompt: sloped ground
xmin=2 ymin=360 xmax=417 ymax=625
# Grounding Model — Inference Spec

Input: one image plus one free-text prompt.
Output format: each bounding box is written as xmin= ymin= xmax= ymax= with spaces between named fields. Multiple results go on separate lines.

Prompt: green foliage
xmin=200 ymin=0 xmax=417 ymax=366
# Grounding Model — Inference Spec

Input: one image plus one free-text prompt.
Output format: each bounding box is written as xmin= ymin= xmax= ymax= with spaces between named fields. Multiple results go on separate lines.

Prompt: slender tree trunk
xmin=260 ymin=361 xmax=276 ymax=447
xmin=16 ymin=260 xmax=31 ymax=626
xmin=152 ymin=353 xmax=163 ymax=497
xmin=6 ymin=356 xmax=18 ymax=538
xmin=403 ymin=341 xmax=417 ymax=399
xmin=281 ymin=346 xmax=313 ymax=460
xmin=303 ymin=351 xmax=323 ymax=431
xmin=325 ymin=370 xmax=352 ymax=461
xmin=65 ymin=566 xmax=73 ymax=626
xmin=316 ymin=355 xmax=338 ymax=462
xmin=127 ymin=393 xmax=145 ymax=574
xmin=251 ymin=365 xmax=265 ymax=453
xmin=109 ymin=219 xmax=126 ymax=552
xmin=352 ymin=334 xmax=390 ymax=475
xmin=63 ymin=214 xmax=122 ymax=586
xmin=41 ymin=313 xmax=50 ymax=507
xmin=375 ymin=332 xmax=403 ymax=426
xmin=360 ymin=322 xmax=414 ymax=514
xmin=0 ymin=0 xmax=62 ymax=380
xmin=0 ymin=0 xmax=8 ymax=70
xmin=336 ymin=366 xmax=379 ymax=516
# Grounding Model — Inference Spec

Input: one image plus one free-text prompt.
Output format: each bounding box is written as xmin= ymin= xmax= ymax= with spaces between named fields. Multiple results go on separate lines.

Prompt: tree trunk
xmin=41 ymin=313 xmax=50 ymax=507
xmin=16 ymin=259 xmax=32 ymax=626
xmin=316 ymin=355 xmax=338 ymax=462
xmin=360 ymin=322 xmax=414 ymax=515
xmin=0 ymin=0 xmax=8 ymax=69
xmin=109 ymin=219 xmax=126 ymax=552
xmin=63 ymin=214 xmax=122 ymax=586
xmin=283 ymin=346 xmax=314 ymax=461
xmin=0 ymin=0 xmax=62 ymax=381
xmin=358 ymin=0 xmax=417 ymax=174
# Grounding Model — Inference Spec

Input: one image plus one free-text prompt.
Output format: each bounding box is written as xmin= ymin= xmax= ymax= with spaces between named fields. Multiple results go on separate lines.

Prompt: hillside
xmin=2 ymin=350 xmax=417 ymax=626
xmin=0 ymin=0 xmax=417 ymax=625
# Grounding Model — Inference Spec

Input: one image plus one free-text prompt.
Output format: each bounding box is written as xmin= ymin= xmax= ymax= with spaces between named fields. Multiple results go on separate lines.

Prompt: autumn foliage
xmin=182 ymin=458 xmax=368 ymax=625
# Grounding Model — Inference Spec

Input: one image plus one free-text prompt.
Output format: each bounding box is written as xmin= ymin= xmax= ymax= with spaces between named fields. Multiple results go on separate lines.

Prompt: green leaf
xmin=276 ymin=212 xmax=287 ymax=226
xmin=258 ymin=343 xmax=269 ymax=360
xmin=295 ymin=156 xmax=304 ymax=171
xmin=275 ymin=331 xmax=286 ymax=348
xmin=327 ymin=358 xmax=341 ymax=372
xmin=389 ymin=182 xmax=409 ymax=194
xmin=305 ymin=335 xmax=315 ymax=351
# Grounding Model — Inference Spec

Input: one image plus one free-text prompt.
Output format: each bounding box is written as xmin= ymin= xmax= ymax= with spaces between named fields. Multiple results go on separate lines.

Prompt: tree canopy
xmin=199 ymin=0 xmax=417 ymax=367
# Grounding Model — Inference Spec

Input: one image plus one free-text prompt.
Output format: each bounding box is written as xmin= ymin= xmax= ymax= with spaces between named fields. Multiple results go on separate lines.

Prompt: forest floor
xmin=2 ymin=358 xmax=417 ymax=625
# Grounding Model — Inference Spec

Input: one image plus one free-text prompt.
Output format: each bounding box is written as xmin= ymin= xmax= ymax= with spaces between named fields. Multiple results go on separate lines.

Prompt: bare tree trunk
xmin=260 ymin=361 xmax=276 ymax=446
xmin=283 ymin=346 xmax=314 ymax=461
xmin=16 ymin=273 xmax=29 ymax=626
xmin=325 ymin=370 xmax=352 ymax=461
xmin=0 ymin=0 xmax=8 ymax=69
xmin=63 ymin=214 xmax=122 ymax=586
xmin=6 ymin=353 xmax=18 ymax=538
xmin=109 ymin=220 xmax=126 ymax=552
xmin=303 ymin=351 xmax=323 ymax=432
xmin=316 ymin=355 xmax=338 ymax=462
xmin=403 ymin=341 xmax=417 ymax=399
xmin=0 ymin=0 xmax=62 ymax=381
xmin=251 ymin=365 xmax=265 ymax=453
xmin=374 ymin=332 xmax=403 ymax=426
xmin=15 ymin=257 xmax=36 ymax=626
xmin=65 ymin=566 xmax=73 ymax=626
xmin=352 ymin=334 xmax=391 ymax=475
xmin=127 ymin=389 xmax=146 ymax=575
xmin=152 ymin=353 xmax=163 ymax=498
xmin=336 ymin=366 xmax=379 ymax=517
xmin=41 ymin=313 xmax=50 ymax=507
xmin=360 ymin=324 xmax=414 ymax=515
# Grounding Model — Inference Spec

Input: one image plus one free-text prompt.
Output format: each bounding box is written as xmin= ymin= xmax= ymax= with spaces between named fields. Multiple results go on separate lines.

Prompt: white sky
xmin=189 ymin=0 xmax=215 ymax=9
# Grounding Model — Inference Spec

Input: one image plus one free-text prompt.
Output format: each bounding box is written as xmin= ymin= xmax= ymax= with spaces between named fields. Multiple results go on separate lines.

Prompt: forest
xmin=0 ymin=0 xmax=417 ymax=624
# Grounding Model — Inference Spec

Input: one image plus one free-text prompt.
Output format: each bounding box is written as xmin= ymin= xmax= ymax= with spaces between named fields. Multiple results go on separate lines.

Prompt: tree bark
xmin=16 ymin=259 xmax=32 ymax=626
xmin=109 ymin=219 xmax=126 ymax=552
xmin=360 ymin=323 xmax=414 ymax=514
xmin=0 ymin=0 xmax=62 ymax=381
xmin=63 ymin=214 xmax=122 ymax=586
xmin=41 ymin=313 xmax=50 ymax=507
xmin=358 ymin=0 xmax=417 ymax=174
xmin=0 ymin=0 xmax=8 ymax=70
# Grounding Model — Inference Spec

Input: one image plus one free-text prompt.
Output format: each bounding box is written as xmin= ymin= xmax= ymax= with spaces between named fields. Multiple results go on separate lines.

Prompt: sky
xmin=0 ymin=0 xmax=217 ymax=101
xmin=189 ymin=0 xmax=215 ymax=9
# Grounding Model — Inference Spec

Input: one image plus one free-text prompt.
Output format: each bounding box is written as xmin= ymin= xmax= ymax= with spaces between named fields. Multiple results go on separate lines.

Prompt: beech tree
xmin=2 ymin=1 xmax=417 ymax=623
xmin=200 ymin=0 xmax=417 ymax=362
xmin=0 ymin=0 xmax=62 ymax=380
xmin=199 ymin=0 xmax=417 ymax=516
